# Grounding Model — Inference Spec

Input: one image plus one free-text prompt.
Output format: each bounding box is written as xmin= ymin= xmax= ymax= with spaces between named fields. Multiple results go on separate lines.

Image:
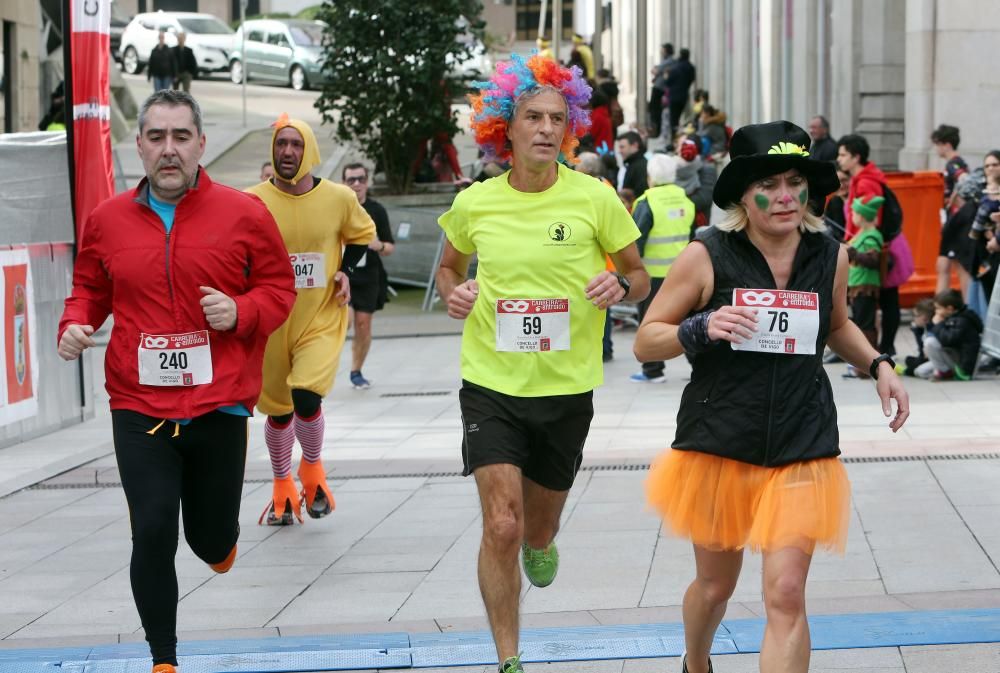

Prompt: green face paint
xmin=798 ymin=188 xmax=808 ymax=205
xmin=754 ymin=194 xmax=770 ymax=210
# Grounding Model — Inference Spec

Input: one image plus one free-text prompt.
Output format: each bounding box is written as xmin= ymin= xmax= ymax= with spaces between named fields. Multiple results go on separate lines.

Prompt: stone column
xmin=849 ymin=0 xmax=907 ymax=170
xmin=758 ymin=0 xmax=782 ymax=121
xmin=790 ymin=0 xmax=818 ymax=126
xmin=829 ymin=0 xmax=861 ymax=140
xmin=899 ymin=0 xmax=935 ymax=170
xmin=729 ymin=0 xmax=753 ymax=127
xmin=706 ymin=0 xmax=725 ymax=109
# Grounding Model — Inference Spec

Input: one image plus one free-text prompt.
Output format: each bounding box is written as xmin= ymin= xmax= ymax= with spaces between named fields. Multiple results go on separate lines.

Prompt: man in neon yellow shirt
xmin=436 ymin=54 xmax=649 ymax=673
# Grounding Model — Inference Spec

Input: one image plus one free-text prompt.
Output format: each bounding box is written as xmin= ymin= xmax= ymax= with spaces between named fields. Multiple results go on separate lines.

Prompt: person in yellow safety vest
xmin=629 ymin=153 xmax=695 ymax=383
xmin=571 ymin=34 xmax=596 ymax=80
xmin=536 ymin=37 xmax=555 ymax=61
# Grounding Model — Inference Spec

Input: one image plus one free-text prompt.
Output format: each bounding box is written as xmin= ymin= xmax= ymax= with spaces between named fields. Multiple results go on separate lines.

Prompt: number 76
xmin=766 ymin=310 xmax=789 ymax=332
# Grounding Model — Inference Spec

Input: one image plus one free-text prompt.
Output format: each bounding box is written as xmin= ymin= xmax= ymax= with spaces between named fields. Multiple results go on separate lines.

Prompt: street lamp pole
xmin=240 ymin=0 xmax=247 ymax=127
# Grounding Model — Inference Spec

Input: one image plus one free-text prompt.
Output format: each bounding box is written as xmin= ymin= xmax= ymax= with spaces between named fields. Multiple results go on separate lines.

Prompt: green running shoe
xmin=498 ymin=654 xmax=524 ymax=673
xmin=521 ymin=542 xmax=559 ymax=588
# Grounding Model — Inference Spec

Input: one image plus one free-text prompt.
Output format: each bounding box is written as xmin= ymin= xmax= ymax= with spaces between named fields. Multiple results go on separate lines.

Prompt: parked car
xmin=229 ymin=19 xmax=329 ymax=91
xmin=109 ymin=1 xmax=131 ymax=63
xmin=119 ymin=11 xmax=233 ymax=76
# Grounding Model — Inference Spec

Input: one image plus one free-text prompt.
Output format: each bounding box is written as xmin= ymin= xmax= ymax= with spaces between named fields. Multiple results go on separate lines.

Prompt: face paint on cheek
xmin=754 ymin=194 xmax=770 ymax=211
xmin=798 ymin=188 xmax=808 ymax=205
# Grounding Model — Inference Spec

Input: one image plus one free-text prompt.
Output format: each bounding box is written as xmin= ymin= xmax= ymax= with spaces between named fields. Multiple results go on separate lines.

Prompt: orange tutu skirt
xmin=646 ymin=449 xmax=850 ymax=555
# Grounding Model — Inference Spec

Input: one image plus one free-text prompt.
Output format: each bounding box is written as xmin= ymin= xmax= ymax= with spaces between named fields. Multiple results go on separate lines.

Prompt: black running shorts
xmin=459 ymin=380 xmax=594 ymax=491
xmin=349 ymin=276 xmax=386 ymax=313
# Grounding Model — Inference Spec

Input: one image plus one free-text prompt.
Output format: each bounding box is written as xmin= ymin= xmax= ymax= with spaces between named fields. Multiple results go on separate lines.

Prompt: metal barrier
xmin=380 ymin=192 xmax=457 ymax=289
xmin=980 ymin=279 xmax=1000 ymax=361
xmin=0 ymin=132 xmax=90 ymax=449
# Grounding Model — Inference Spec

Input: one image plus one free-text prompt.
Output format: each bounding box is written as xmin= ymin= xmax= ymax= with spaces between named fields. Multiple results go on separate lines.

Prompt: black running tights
xmin=112 ymin=410 xmax=248 ymax=666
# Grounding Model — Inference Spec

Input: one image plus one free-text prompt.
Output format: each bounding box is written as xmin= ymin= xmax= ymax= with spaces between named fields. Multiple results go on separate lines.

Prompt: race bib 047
xmin=495 ymin=298 xmax=570 ymax=352
xmin=289 ymin=252 xmax=326 ymax=289
xmin=731 ymin=289 xmax=819 ymax=355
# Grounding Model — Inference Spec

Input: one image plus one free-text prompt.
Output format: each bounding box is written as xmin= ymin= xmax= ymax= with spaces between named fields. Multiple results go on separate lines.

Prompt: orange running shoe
xmin=152 ymin=664 xmax=176 ymax=673
xmin=257 ymin=475 xmax=303 ymax=526
xmin=209 ymin=544 xmax=237 ymax=574
xmin=298 ymin=459 xmax=335 ymax=519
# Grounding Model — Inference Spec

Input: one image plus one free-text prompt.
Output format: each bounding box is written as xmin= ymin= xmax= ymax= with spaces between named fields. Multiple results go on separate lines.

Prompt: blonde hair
xmin=716 ymin=205 xmax=826 ymax=233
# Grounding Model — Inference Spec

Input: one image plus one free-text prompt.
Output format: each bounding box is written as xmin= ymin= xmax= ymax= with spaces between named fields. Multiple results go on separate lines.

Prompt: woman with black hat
xmin=634 ymin=121 xmax=910 ymax=673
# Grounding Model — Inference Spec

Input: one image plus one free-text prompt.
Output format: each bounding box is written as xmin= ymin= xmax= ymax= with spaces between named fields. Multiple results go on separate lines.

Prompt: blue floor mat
xmin=3 ymin=608 xmax=1000 ymax=672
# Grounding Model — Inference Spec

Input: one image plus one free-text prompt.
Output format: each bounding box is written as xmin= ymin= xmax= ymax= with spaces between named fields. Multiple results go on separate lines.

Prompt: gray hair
xmin=646 ymin=153 xmax=678 ymax=186
xmin=512 ymin=85 xmax=567 ymax=120
xmin=138 ymin=90 xmax=204 ymax=136
xmin=716 ymin=204 xmax=826 ymax=233
xmin=575 ymin=152 xmax=603 ymax=178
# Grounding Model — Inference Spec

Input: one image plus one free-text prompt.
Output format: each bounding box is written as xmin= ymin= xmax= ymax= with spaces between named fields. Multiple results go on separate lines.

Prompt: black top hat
xmin=712 ymin=120 xmax=839 ymax=209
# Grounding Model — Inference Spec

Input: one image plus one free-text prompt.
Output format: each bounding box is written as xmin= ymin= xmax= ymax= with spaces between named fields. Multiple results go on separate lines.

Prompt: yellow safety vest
xmin=633 ymin=183 xmax=695 ymax=278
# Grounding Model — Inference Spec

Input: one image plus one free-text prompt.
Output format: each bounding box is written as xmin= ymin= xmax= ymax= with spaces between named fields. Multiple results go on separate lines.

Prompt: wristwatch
xmin=614 ymin=272 xmax=631 ymax=298
xmin=869 ymin=353 xmax=896 ymax=380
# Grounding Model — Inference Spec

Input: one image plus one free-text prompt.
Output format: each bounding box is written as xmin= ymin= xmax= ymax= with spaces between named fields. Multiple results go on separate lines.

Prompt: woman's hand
xmin=707 ymin=306 xmax=758 ymax=345
xmin=875 ymin=364 xmax=910 ymax=432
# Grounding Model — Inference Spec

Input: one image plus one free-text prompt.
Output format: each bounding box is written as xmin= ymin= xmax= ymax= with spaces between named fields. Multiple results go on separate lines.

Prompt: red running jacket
xmin=59 ymin=169 xmax=296 ymax=419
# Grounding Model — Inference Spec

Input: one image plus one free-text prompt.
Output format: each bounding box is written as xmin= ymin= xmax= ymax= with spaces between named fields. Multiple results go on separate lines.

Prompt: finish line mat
xmin=3 ymin=608 xmax=1000 ymax=672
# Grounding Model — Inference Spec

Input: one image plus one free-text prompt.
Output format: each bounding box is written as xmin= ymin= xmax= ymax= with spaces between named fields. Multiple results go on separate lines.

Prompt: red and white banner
xmin=0 ymin=248 xmax=39 ymax=426
xmin=67 ymin=0 xmax=115 ymax=243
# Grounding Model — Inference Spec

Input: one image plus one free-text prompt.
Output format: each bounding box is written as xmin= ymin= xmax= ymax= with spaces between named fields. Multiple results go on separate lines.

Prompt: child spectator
xmin=844 ymin=195 xmax=885 ymax=378
xmin=930 ymin=124 xmax=968 ymax=209
xmin=697 ymin=104 xmax=729 ymax=158
xmin=895 ymin=298 xmax=934 ymax=377
xmin=847 ymin=196 xmax=884 ymax=327
xmin=915 ymin=289 xmax=983 ymax=380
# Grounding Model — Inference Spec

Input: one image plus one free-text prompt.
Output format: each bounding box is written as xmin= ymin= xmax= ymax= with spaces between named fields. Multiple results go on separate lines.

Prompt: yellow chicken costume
xmin=247 ymin=116 xmax=376 ymax=525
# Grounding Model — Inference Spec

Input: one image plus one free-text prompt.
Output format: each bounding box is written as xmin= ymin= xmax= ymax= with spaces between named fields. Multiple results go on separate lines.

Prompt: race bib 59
xmin=495 ymin=298 xmax=570 ymax=352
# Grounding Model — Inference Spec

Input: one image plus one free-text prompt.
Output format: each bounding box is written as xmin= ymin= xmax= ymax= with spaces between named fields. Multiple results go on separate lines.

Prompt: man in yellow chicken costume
xmin=248 ymin=115 xmax=376 ymax=525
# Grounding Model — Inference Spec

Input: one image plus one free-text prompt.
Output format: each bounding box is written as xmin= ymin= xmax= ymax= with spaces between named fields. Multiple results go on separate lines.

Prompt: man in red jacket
xmin=837 ymin=133 xmax=885 ymax=239
xmin=57 ymin=89 xmax=296 ymax=673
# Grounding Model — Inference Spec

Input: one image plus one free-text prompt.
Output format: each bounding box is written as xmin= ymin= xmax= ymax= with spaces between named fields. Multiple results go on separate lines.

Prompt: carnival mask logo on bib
xmin=741 ymin=290 xmax=777 ymax=306
xmin=548 ymin=222 xmax=572 ymax=242
xmin=500 ymin=300 xmax=531 ymax=313
xmin=144 ymin=336 xmax=169 ymax=348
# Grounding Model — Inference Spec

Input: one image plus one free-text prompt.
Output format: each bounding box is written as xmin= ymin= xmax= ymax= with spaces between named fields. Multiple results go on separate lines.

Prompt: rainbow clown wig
xmin=469 ymin=53 xmax=592 ymax=164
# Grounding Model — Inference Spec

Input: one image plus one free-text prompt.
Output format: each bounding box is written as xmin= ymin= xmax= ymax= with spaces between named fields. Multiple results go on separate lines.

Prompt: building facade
xmin=0 ymin=0 xmax=42 ymax=133
xmin=597 ymin=0 xmax=999 ymax=171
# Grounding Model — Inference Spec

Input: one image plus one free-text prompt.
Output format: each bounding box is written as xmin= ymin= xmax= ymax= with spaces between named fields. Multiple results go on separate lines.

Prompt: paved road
xmin=3 ymin=322 xmax=1000 ymax=671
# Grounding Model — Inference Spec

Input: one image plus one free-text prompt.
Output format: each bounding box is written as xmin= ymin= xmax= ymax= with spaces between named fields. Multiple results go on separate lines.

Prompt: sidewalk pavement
xmin=1 ymin=311 xmax=1000 ymax=671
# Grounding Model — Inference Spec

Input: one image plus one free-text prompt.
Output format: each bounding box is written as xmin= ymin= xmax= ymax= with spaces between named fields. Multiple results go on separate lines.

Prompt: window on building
xmin=515 ymin=0 xmax=574 ymax=41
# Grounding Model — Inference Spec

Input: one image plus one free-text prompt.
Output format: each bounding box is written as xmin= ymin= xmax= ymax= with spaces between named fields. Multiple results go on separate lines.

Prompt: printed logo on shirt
xmin=548 ymin=222 xmax=571 ymax=242
xmin=545 ymin=222 xmax=576 ymax=247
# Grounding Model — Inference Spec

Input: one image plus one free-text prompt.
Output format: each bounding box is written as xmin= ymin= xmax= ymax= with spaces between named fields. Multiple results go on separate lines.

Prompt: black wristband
xmin=677 ymin=310 xmax=718 ymax=354
xmin=869 ymin=353 xmax=895 ymax=380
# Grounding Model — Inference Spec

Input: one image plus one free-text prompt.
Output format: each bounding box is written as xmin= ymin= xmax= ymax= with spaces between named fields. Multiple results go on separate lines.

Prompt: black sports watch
xmin=614 ymin=272 xmax=631 ymax=298
xmin=869 ymin=354 xmax=896 ymax=380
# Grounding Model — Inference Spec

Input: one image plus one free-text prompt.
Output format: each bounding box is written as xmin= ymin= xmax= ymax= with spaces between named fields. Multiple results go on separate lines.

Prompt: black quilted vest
xmin=672 ymin=226 xmax=841 ymax=466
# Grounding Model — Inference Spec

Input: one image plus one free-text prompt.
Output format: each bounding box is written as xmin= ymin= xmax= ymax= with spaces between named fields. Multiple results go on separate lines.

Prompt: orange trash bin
xmin=884 ymin=170 xmax=945 ymax=307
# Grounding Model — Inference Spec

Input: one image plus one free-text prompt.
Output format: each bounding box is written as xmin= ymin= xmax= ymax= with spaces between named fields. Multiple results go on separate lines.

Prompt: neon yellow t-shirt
xmin=439 ymin=163 xmax=640 ymax=397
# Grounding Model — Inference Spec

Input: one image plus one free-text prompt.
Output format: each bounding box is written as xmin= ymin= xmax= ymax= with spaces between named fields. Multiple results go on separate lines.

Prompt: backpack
xmin=878 ymin=182 xmax=904 ymax=241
